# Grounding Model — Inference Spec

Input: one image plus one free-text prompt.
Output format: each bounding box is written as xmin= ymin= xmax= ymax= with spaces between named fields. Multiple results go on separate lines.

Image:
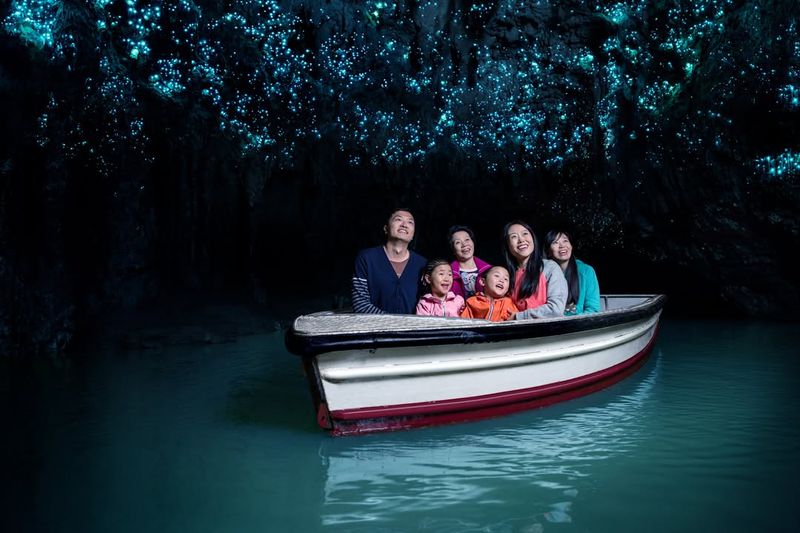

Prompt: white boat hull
xmin=287 ymin=295 xmax=665 ymax=435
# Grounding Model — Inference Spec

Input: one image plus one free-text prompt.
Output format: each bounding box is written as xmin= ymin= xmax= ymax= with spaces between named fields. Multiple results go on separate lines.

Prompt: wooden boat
xmin=286 ymin=294 xmax=666 ymax=436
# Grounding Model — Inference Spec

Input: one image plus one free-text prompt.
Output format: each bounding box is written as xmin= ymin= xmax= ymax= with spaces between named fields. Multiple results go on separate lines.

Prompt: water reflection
xmin=317 ymin=352 xmax=662 ymax=529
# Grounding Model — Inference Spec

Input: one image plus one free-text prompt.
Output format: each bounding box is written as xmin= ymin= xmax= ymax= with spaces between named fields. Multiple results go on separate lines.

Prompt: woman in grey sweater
xmin=502 ymin=220 xmax=568 ymax=319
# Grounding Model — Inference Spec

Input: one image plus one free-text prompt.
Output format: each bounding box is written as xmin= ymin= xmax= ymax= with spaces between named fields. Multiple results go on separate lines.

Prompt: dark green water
xmin=3 ymin=317 xmax=799 ymax=532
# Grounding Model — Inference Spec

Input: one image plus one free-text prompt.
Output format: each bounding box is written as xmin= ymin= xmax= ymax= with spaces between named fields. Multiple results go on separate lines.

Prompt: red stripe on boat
xmin=325 ymin=327 xmax=659 ymax=436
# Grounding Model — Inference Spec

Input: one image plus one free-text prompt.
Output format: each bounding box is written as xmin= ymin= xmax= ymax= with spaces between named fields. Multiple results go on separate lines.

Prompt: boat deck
xmin=293 ymin=295 xmax=655 ymax=335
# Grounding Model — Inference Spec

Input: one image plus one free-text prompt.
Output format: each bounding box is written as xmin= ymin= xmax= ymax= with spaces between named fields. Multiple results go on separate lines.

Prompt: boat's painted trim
xmin=320 ymin=313 xmax=658 ymax=382
xmin=326 ymin=326 xmax=659 ymax=435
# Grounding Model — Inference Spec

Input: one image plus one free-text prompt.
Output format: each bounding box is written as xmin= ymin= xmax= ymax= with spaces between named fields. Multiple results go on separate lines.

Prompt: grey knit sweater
xmin=514 ymin=259 xmax=568 ymax=319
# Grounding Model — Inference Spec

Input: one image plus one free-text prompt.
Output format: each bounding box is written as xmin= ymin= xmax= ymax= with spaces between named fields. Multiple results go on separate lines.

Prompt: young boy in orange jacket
xmin=460 ymin=266 xmax=518 ymax=321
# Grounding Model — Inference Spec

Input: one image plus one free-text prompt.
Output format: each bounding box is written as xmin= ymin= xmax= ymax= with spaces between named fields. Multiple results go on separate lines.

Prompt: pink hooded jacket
xmin=415 ymin=291 xmax=465 ymax=317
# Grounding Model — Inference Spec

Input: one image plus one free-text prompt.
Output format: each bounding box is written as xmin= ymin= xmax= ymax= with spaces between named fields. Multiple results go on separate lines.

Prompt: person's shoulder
xmin=576 ymin=259 xmax=596 ymax=274
xmin=447 ymin=291 xmax=465 ymax=304
xmin=542 ymin=258 xmax=560 ymax=272
xmin=410 ymin=250 xmax=427 ymax=265
xmin=475 ymin=257 xmax=492 ymax=271
xmin=356 ymin=246 xmax=383 ymax=259
xmin=542 ymin=259 xmax=568 ymax=286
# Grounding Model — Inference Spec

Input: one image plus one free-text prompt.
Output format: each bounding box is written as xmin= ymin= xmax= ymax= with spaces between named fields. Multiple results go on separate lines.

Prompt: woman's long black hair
xmin=545 ymin=229 xmax=579 ymax=306
xmin=502 ymin=220 xmax=544 ymax=299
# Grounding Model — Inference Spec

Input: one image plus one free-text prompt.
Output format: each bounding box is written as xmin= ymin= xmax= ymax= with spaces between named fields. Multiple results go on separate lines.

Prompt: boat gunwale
xmin=286 ymin=294 xmax=666 ymax=357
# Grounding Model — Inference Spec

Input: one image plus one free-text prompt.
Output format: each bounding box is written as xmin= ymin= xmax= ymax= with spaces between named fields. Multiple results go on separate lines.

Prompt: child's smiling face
xmin=483 ymin=267 xmax=510 ymax=299
xmin=426 ymin=264 xmax=453 ymax=298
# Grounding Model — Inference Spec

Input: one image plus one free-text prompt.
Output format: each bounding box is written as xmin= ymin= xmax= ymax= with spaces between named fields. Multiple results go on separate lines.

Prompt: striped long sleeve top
xmin=351 ymin=246 xmax=426 ymax=314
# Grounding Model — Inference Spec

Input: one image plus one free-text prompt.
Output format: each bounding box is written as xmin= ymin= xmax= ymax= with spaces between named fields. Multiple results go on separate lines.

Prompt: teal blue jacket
xmin=566 ymin=259 xmax=601 ymax=315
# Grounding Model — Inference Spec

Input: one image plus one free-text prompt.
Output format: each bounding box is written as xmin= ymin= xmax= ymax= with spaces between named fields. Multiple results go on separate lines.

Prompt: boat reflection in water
xmin=317 ymin=352 xmax=661 ymax=529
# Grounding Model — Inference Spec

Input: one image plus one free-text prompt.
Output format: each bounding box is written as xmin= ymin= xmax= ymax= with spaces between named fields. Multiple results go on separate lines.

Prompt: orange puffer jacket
xmin=460 ymin=294 xmax=518 ymax=322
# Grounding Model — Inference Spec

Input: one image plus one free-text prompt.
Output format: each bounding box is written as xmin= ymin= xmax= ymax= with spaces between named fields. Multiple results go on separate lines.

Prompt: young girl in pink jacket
xmin=415 ymin=259 xmax=465 ymax=317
